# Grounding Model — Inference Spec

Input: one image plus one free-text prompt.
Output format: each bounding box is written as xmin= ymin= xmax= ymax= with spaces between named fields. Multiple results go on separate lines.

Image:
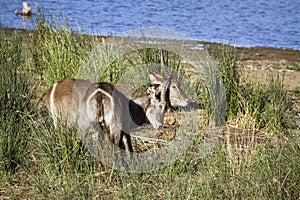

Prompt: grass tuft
xmin=0 ymin=32 xmax=34 ymax=174
xmin=214 ymin=43 xmax=295 ymax=133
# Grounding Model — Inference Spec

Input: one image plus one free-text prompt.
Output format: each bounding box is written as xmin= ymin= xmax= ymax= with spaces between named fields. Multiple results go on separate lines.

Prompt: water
xmin=1 ymin=0 xmax=300 ymax=50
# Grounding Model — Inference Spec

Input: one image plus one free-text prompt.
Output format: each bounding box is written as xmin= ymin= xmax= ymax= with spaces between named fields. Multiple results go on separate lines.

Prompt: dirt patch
xmin=202 ymin=42 xmax=300 ymax=90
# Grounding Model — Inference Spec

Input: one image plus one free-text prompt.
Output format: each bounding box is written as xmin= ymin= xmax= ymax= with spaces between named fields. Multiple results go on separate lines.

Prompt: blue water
xmin=1 ymin=0 xmax=300 ymax=50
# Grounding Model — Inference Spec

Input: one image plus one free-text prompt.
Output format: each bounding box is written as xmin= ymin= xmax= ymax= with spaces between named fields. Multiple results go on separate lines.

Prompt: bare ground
xmin=204 ymin=42 xmax=300 ymax=90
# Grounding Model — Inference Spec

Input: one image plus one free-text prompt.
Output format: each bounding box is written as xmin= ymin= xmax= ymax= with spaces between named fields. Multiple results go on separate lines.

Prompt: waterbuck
xmin=39 ymin=77 xmax=171 ymax=153
xmin=116 ymin=53 xmax=192 ymax=109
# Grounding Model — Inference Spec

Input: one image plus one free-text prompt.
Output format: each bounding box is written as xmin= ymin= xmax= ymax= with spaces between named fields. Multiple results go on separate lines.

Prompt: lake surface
xmin=1 ymin=0 xmax=300 ymax=50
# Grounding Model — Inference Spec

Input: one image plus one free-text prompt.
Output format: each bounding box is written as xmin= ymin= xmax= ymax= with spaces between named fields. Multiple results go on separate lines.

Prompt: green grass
xmin=0 ymin=15 xmax=299 ymax=199
xmin=0 ymin=32 xmax=34 ymax=174
xmin=28 ymin=9 xmax=100 ymax=87
xmin=213 ymin=44 xmax=295 ymax=132
xmin=295 ymin=86 xmax=300 ymax=94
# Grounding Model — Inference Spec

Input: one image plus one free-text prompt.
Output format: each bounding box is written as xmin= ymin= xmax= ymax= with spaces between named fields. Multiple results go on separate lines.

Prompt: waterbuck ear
xmin=148 ymin=72 xmax=164 ymax=85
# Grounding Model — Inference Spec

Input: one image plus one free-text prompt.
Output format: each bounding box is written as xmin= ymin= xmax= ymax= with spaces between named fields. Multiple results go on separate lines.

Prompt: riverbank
xmin=2 ymin=27 xmax=300 ymax=91
xmin=2 ymin=27 xmax=300 ymax=63
xmin=4 ymin=28 xmax=300 ymax=61
xmin=1 ymin=26 xmax=299 ymax=199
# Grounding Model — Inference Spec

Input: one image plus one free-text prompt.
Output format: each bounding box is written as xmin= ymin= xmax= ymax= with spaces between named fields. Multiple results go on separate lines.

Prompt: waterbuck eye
xmin=159 ymin=104 xmax=163 ymax=109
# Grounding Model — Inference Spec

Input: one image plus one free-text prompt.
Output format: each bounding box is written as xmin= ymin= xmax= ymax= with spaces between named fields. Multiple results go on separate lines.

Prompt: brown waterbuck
xmin=39 ymin=77 xmax=171 ymax=154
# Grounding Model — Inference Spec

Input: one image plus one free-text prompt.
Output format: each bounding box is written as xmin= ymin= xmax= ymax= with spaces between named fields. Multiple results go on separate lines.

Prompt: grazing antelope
xmin=39 ymin=77 xmax=171 ymax=153
xmin=155 ymin=52 xmax=191 ymax=107
xmin=116 ymin=53 xmax=192 ymax=109
xmin=148 ymin=72 xmax=191 ymax=108
xmin=127 ymin=76 xmax=171 ymax=129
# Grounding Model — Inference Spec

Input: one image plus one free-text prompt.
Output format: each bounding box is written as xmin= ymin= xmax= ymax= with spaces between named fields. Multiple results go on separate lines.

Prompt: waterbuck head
xmin=145 ymin=75 xmax=171 ymax=129
xmin=148 ymin=52 xmax=191 ymax=108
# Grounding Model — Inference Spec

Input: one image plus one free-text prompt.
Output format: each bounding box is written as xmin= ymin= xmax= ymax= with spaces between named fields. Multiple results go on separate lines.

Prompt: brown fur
xmin=39 ymin=78 xmax=169 ymax=154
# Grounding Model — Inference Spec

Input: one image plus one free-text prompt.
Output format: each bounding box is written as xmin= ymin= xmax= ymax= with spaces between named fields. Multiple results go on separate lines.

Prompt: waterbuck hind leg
xmin=95 ymin=83 xmax=133 ymax=159
xmin=121 ymin=131 xmax=133 ymax=151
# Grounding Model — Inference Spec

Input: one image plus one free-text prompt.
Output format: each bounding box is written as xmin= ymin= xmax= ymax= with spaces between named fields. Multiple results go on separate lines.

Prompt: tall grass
xmin=241 ymin=75 xmax=295 ymax=132
xmin=215 ymin=44 xmax=295 ymax=132
xmin=29 ymin=11 xmax=99 ymax=87
xmin=0 ymin=32 xmax=34 ymax=174
xmin=217 ymin=44 xmax=242 ymax=119
xmin=0 ymin=16 xmax=299 ymax=199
